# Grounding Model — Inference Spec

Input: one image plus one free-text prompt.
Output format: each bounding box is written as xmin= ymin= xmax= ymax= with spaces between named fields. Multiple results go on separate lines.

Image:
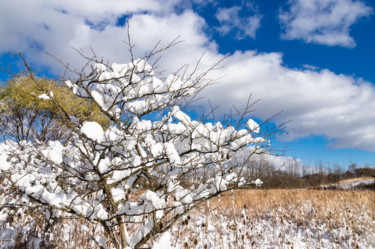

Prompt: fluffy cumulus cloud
xmin=279 ymin=0 xmax=373 ymax=47
xmin=1 ymin=0 xmax=375 ymax=152
xmin=0 ymin=0 xmax=159 ymax=51
xmin=0 ymin=0 xmax=216 ymax=75
xmin=0 ymin=0 xmax=163 ymax=72
xmin=215 ymin=3 xmax=261 ymax=39
xmin=206 ymin=52 xmax=375 ymax=151
xmin=234 ymin=147 xmax=309 ymax=175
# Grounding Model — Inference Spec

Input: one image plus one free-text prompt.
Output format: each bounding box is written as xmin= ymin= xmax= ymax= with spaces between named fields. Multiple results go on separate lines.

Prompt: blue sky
xmin=1 ymin=0 xmax=375 ymax=169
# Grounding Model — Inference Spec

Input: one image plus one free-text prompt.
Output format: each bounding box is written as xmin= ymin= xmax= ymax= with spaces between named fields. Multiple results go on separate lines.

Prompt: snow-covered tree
xmin=0 ymin=44 xmax=275 ymax=248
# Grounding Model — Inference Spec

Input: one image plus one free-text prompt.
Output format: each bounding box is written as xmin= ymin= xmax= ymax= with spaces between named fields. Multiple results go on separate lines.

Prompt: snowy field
xmin=1 ymin=189 xmax=374 ymax=249
xmin=170 ymin=189 xmax=375 ymax=249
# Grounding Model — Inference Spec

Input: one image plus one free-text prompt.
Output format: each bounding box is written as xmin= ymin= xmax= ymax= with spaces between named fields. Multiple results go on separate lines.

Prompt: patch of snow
xmin=81 ymin=121 xmax=105 ymax=143
xmin=251 ymin=178 xmax=263 ymax=187
xmin=247 ymin=119 xmax=260 ymax=133
xmin=0 ymin=152 xmax=11 ymax=171
xmin=153 ymin=231 xmax=180 ymax=249
xmin=38 ymin=93 xmax=50 ymax=100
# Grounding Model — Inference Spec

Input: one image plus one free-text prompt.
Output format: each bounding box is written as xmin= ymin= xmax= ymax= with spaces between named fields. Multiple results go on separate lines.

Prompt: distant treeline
xmin=245 ymin=166 xmax=375 ymax=189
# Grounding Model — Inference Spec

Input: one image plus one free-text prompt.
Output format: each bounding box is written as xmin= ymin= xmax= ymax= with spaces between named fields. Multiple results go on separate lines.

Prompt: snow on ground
xmin=0 ymin=189 xmax=374 ymax=248
xmin=319 ymin=177 xmax=375 ymax=190
xmin=172 ymin=206 xmax=375 ymax=248
xmin=170 ymin=189 xmax=375 ymax=249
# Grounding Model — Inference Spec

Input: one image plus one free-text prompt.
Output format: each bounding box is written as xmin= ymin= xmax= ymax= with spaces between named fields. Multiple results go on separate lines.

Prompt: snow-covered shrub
xmin=0 ymin=46 xmax=272 ymax=248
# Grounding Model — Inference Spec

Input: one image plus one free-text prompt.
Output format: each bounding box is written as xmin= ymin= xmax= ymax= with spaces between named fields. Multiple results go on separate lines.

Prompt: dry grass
xmin=172 ymin=189 xmax=375 ymax=248
xmin=212 ymin=189 xmax=375 ymax=211
xmin=210 ymin=189 xmax=375 ymax=228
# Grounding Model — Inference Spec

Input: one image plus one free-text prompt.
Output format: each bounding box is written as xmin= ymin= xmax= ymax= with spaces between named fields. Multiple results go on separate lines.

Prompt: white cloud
xmin=205 ymin=51 xmax=375 ymax=151
xmin=215 ymin=4 xmax=261 ymax=39
xmin=0 ymin=0 xmax=160 ymax=72
xmin=234 ymin=147 xmax=314 ymax=175
xmin=0 ymin=0 xmax=215 ymax=74
xmin=192 ymin=0 xmax=216 ymax=5
xmin=279 ymin=0 xmax=373 ymax=47
xmin=1 ymin=0 xmax=375 ymax=153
